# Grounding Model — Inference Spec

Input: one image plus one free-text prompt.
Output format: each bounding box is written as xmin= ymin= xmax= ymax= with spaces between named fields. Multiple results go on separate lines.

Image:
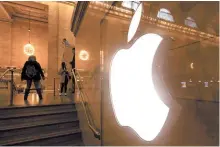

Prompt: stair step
xmin=0 ymin=104 xmax=76 ymax=119
xmin=62 ymin=141 xmax=84 ymax=146
xmin=19 ymin=133 xmax=82 ymax=146
xmin=54 ymin=137 xmax=84 ymax=146
xmin=0 ymin=126 xmax=81 ymax=146
xmin=57 ymin=139 xmax=84 ymax=146
xmin=0 ymin=108 xmax=76 ymax=119
xmin=0 ymin=112 xmax=78 ymax=131
xmin=0 ymin=103 xmax=75 ymax=110
xmin=1 ymin=120 xmax=79 ymax=138
xmin=0 ymin=104 xmax=83 ymax=146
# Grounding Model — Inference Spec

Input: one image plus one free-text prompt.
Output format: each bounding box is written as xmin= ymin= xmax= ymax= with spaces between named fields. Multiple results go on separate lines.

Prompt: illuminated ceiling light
xmin=24 ymin=11 xmax=34 ymax=56
xmin=198 ymin=80 xmax=201 ymax=82
xmin=24 ymin=44 xmax=35 ymax=56
xmin=79 ymin=50 xmax=89 ymax=61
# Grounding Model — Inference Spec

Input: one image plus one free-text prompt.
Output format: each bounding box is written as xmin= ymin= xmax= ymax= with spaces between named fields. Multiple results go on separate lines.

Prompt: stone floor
xmin=0 ymin=90 xmax=80 ymax=107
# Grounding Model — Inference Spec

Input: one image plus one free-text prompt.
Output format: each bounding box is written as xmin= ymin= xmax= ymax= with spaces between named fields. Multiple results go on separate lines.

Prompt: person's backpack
xmin=26 ymin=65 xmax=37 ymax=78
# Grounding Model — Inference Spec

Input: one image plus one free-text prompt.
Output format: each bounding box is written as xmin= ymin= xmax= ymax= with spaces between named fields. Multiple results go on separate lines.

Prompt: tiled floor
xmin=0 ymin=90 xmax=79 ymax=107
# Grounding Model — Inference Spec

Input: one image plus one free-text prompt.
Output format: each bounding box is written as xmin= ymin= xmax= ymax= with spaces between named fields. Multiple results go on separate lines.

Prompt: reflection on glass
xmin=204 ymin=82 xmax=208 ymax=87
xmin=190 ymin=62 xmax=194 ymax=69
xmin=181 ymin=82 xmax=186 ymax=88
xmin=127 ymin=2 xmax=142 ymax=42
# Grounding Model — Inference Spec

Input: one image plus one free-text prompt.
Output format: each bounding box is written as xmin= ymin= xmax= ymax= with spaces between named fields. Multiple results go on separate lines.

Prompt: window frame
xmin=121 ymin=1 xmax=140 ymax=11
xmin=157 ymin=8 xmax=175 ymax=22
xmin=184 ymin=17 xmax=198 ymax=28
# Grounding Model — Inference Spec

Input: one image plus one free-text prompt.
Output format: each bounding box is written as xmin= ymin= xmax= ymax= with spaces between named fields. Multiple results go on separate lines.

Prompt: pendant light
xmin=24 ymin=11 xmax=35 ymax=56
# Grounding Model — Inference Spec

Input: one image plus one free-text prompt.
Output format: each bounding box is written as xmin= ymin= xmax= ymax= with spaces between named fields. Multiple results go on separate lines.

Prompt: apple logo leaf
xmin=127 ymin=3 xmax=142 ymax=43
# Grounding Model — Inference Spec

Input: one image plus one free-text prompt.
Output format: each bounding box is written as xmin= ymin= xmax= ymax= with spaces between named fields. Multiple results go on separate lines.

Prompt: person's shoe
xmin=39 ymin=99 xmax=43 ymax=105
xmin=64 ymin=93 xmax=67 ymax=96
xmin=59 ymin=93 xmax=62 ymax=96
xmin=24 ymin=99 xmax=30 ymax=106
xmin=24 ymin=95 xmax=28 ymax=101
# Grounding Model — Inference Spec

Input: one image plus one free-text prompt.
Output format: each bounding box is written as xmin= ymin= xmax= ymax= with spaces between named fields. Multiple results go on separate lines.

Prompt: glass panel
xmin=73 ymin=2 xmax=104 ymax=145
xmin=99 ymin=1 xmax=219 ymax=145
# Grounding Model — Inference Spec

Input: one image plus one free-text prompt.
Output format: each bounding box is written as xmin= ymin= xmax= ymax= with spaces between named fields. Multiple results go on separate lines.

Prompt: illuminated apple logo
xmin=110 ymin=3 xmax=169 ymax=141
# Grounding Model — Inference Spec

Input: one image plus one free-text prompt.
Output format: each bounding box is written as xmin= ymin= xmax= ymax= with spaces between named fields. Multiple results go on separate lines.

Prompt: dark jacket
xmin=70 ymin=56 xmax=75 ymax=69
xmin=21 ymin=61 xmax=45 ymax=81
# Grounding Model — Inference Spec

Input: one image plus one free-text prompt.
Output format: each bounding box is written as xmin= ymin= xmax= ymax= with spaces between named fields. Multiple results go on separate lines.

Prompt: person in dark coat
xmin=21 ymin=55 xmax=45 ymax=100
xmin=58 ymin=62 xmax=70 ymax=96
xmin=69 ymin=48 xmax=75 ymax=93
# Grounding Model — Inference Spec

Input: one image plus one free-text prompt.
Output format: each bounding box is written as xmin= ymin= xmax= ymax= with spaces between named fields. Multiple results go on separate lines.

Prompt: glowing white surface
xmin=110 ymin=2 xmax=169 ymax=141
xmin=79 ymin=50 xmax=89 ymax=61
xmin=24 ymin=43 xmax=35 ymax=56
xmin=127 ymin=3 xmax=142 ymax=42
xmin=110 ymin=34 xmax=169 ymax=141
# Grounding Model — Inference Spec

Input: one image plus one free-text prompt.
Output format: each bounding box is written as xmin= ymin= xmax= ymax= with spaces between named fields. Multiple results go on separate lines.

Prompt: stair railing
xmin=0 ymin=68 xmax=10 ymax=79
xmin=71 ymin=68 xmax=101 ymax=140
xmin=0 ymin=67 xmax=16 ymax=106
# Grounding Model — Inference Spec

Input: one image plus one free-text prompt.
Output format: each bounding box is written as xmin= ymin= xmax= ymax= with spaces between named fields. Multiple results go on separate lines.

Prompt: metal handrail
xmin=0 ymin=69 xmax=11 ymax=79
xmin=71 ymin=68 xmax=101 ymax=139
xmin=0 ymin=68 xmax=16 ymax=105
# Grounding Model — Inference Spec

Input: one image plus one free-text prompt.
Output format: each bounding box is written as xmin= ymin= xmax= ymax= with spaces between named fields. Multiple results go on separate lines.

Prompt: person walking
xmin=58 ymin=62 xmax=70 ymax=96
xmin=70 ymin=48 xmax=75 ymax=93
xmin=21 ymin=55 xmax=45 ymax=100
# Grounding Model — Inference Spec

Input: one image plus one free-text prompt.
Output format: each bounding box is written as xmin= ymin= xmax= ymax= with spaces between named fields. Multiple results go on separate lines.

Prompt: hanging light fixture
xmin=24 ymin=11 xmax=35 ymax=56
xmin=79 ymin=50 xmax=89 ymax=61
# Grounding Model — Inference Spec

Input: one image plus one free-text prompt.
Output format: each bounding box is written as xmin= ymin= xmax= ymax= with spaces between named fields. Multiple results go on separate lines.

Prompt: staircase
xmin=0 ymin=104 xmax=84 ymax=146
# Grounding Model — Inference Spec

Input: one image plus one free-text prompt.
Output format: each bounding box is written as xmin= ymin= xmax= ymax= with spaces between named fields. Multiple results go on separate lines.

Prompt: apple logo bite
xmin=109 ymin=3 xmax=169 ymax=141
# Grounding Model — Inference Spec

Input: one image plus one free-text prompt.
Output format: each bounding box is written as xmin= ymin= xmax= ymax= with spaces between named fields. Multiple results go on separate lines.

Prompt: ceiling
xmin=97 ymin=1 xmax=219 ymax=36
xmin=0 ymin=1 xmax=48 ymax=23
xmin=144 ymin=1 xmax=219 ymax=36
xmin=0 ymin=1 xmax=218 ymax=36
